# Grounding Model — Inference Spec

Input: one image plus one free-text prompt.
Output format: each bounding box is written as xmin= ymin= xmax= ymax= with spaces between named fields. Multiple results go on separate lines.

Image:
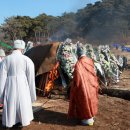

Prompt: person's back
xmin=6 ymin=50 xmax=31 ymax=77
xmin=68 ymin=43 xmax=98 ymax=126
xmin=0 ymin=40 xmax=36 ymax=128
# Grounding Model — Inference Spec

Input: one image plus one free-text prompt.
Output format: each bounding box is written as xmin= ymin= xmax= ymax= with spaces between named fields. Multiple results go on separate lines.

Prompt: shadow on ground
xmin=34 ymin=109 xmax=79 ymax=126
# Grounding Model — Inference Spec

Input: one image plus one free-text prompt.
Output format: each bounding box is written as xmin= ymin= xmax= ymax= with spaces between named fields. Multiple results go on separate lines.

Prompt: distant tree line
xmin=1 ymin=0 xmax=130 ymax=45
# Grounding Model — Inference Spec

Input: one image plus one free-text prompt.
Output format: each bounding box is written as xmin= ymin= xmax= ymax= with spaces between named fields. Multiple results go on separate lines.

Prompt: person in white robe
xmin=0 ymin=40 xmax=36 ymax=128
xmin=24 ymin=41 xmax=34 ymax=53
xmin=0 ymin=49 xmax=6 ymax=62
xmin=0 ymin=48 xmax=6 ymax=108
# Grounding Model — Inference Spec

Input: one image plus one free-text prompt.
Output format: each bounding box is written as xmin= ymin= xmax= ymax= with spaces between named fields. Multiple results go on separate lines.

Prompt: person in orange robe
xmin=68 ymin=44 xmax=99 ymax=126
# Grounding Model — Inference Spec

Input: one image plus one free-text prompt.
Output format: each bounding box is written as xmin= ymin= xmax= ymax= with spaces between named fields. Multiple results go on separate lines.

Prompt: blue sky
xmin=0 ymin=0 xmax=98 ymax=24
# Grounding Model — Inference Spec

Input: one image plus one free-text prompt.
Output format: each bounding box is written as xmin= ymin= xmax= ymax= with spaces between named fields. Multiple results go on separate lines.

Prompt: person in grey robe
xmin=0 ymin=40 xmax=36 ymax=128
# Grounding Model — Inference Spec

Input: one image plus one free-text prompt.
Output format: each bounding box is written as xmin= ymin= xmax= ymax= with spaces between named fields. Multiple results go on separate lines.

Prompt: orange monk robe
xmin=68 ymin=56 xmax=99 ymax=120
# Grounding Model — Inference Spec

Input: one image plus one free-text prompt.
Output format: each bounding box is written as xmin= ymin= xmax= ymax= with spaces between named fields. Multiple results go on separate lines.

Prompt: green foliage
xmin=1 ymin=0 xmax=130 ymax=44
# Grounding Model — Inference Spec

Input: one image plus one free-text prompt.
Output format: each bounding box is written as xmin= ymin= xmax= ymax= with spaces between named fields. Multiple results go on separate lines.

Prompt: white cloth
xmin=0 ymin=57 xmax=2 ymax=62
xmin=81 ymin=117 xmax=94 ymax=125
xmin=0 ymin=50 xmax=36 ymax=127
xmin=0 ymin=57 xmax=4 ymax=62
xmin=0 ymin=49 xmax=5 ymax=57
xmin=24 ymin=42 xmax=33 ymax=53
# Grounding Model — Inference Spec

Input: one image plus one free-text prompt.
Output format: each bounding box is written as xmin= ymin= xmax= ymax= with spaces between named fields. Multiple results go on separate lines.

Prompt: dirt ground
xmin=32 ymin=96 xmax=130 ymax=130
xmin=0 ymin=49 xmax=130 ymax=130
xmin=111 ymin=48 xmax=130 ymax=90
xmin=0 ymin=95 xmax=129 ymax=130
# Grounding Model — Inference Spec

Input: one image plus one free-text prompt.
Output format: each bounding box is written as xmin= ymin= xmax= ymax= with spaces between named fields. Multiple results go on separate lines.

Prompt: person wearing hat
xmin=68 ymin=44 xmax=99 ymax=126
xmin=0 ymin=49 xmax=6 ymax=62
xmin=0 ymin=40 xmax=36 ymax=128
xmin=24 ymin=41 xmax=34 ymax=53
xmin=0 ymin=49 xmax=6 ymax=108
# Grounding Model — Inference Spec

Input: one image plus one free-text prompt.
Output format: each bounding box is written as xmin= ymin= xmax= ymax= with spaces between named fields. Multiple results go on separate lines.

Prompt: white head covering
xmin=0 ymin=49 xmax=5 ymax=57
xmin=13 ymin=40 xmax=25 ymax=49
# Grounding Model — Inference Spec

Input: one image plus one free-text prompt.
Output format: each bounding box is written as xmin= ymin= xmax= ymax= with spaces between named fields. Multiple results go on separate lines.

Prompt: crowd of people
xmin=0 ymin=38 xmax=127 ymax=128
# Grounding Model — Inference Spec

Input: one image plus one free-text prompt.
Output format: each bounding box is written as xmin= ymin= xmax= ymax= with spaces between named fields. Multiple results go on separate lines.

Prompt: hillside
xmin=1 ymin=0 xmax=130 ymax=44
xmin=76 ymin=0 xmax=130 ymax=44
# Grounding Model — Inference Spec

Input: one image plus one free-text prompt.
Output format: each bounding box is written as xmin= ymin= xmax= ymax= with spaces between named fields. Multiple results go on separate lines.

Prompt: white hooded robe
xmin=0 ymin=50 xmax=36 ymax=127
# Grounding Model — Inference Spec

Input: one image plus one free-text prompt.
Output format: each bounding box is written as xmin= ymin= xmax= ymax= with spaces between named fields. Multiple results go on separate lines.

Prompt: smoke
xmin=69 ymin=0 xmax=98 ymax=12
xmin=49 ymin=0 xmax=129 ymax=44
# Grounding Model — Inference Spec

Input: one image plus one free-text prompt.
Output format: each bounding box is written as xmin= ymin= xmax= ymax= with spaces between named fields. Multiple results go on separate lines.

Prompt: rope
xmin=99 ymin=79 xmax=108 ymax=89
xmin=36 ymin=87 xmax=44 ymax=92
